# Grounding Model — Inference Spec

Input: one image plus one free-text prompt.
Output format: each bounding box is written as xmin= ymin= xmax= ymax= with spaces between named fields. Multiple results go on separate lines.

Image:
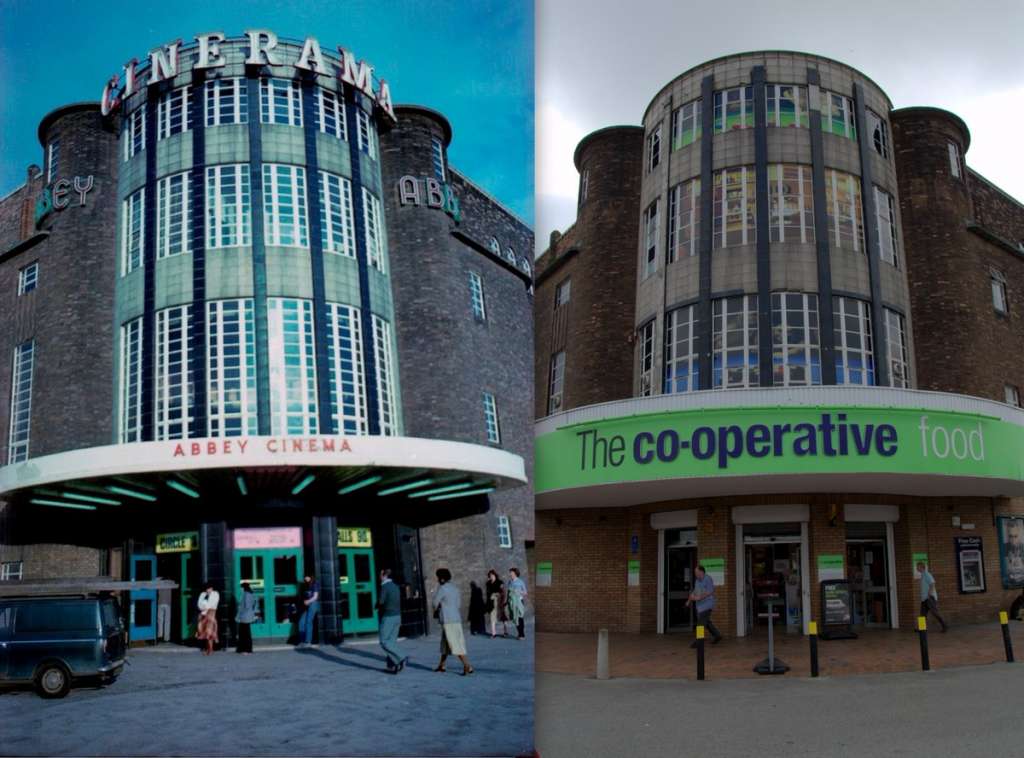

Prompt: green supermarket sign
xmin=535 ymin=405 xmax=1024 ymax=493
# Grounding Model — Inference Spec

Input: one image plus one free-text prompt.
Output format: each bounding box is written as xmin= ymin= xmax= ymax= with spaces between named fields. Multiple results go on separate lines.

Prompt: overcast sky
xmin=536 ymin=0 xmax=1024 ymax=256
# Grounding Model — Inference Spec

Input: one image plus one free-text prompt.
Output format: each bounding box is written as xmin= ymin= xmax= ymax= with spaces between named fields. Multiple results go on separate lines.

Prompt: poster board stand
xmin=819 ymin=580 xmax=858 ymax=641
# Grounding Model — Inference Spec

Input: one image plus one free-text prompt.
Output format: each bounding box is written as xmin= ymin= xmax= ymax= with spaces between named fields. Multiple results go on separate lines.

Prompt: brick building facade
xmin=533 ymin=51 xmax=1024 ymax=641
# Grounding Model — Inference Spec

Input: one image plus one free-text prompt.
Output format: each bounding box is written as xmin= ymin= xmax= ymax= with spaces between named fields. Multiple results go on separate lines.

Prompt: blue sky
xmin=0 ymin=0 xmax=534 ymax=224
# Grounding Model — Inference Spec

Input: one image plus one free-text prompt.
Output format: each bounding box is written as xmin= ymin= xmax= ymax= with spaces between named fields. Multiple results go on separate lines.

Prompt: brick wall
xmin=0 ymin=542 xmax=104 ymax=579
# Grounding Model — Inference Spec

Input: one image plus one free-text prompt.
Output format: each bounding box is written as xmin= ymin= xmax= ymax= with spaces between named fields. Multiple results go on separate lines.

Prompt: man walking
xmin=377 ymin=569 xmax=408 ymax=673
xmin=918 ymin=561 xmax=948 ymax=632
xmin=297 ymin=574 xmax=320 ymax=647
xmin=688 ymin=564 xmax=723 ymax=647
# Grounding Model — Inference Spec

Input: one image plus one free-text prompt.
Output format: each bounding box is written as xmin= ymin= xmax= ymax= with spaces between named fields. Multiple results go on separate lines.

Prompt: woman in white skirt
xmin=432 ymin=568 xmax=474 ymax=675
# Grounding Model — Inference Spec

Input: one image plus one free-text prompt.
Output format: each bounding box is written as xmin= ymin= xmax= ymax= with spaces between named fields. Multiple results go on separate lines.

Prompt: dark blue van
xmin=0 ymin=595 xmax=126 ymax=698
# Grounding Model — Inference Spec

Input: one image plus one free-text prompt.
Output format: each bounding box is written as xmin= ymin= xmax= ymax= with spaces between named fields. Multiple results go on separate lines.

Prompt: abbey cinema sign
xmin=100 ymin=30 xmax=396 ymax=122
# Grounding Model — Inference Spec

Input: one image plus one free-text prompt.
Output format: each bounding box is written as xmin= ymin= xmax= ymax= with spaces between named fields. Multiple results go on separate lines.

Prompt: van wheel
xmin=35 ymin=663 xmax=71 ymax=699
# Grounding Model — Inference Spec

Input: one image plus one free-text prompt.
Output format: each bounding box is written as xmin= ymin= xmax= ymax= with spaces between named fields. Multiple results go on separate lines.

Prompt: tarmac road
xmin=536 ymin=663 xmax=1024 ymax=758
xmin=0 ymin=628 xmax=534 ymax=757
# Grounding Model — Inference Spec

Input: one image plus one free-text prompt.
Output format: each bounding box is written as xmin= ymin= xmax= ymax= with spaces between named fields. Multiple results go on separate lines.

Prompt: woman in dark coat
xmin=468 ymin=581 xmax=486 ymax=635
xmin=485 ymin=569 xmax=507 ymax=638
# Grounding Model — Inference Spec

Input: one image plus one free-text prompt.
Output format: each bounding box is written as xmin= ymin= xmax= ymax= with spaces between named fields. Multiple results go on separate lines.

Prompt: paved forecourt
xmin=0 ymin=628 xmax=534 ymax=757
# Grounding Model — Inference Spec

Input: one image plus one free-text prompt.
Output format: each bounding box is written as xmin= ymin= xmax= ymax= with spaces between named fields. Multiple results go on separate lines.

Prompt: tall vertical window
xmin=262 ymin=164 xmax=309 ymax=247
xmin=664 ymin=305 xmax=699 ymax=393
xmin=17 ymin=262 xmax=38 ymax=295
xmin=712 ymin=295 xmax=759 ymax=389
xmin=372 ymin=316 xmax=399 ymax=436
xmin=121 ymin=188 xmax=145 ymax=275
xmin=155 ymin=305 xmax=193 ymax=440
xmin=260 ymin=78 xmax=302 ymax=126
xmin=713 ymin=166 xmax=756 ymax=248
xmin=668 ymin=178 xmax=700 ymax=261
xmin=46 ymin=141 xmax=59 ymax=183
xmin=713 ymin=86 xmax=754 ymax=133
xmin=205 ymin=78 xmax=248 ymax=126
xmin=671 ymin=99 xmax=702 ymax=149
xmin=1005 ymin=385 xmax=1020 ymax=408
xmin=356 ymin=110 xmax=377 ymax=159
xmin=206 ymin=164 xmax=251 ymax=248
xmin=578 ymin=169 xmax=589 ymax=206
xmin=820 ymin=91 xmax=856 ymax=140
xmin=867 ymin=110 xmax=890 ymax=160
xmin=991 ymin=269 xmax=1008 ymax=314
xmin=643 ymin=199 xmax=660 ymax=277
xmin=765 ymin=85 xmax=809 ymax=128
xmin=824 ymin=170 xmax=865 ymax=253
xmin=483 ymin=391 xmax=501 ymax=444
xmin=156 ymin=172 xmax=191 ymax=259
xmin=315 ymin=88 xmax=347 ymax=139
xmin=554 ymin=278 xmax=571 ymax=308
xmin=874 ymin=187 xmax=898 ymax=267
xmin=469 ymin=271 xmax=486 ymax=320
xmin=647 ymin=124 xmax=662 ymax=172
xmin=833 ymin=297 xmax=874 ymax=386
xmin=884 ymin=308 xmax=909 ymax=389
xmin=157 ymin=86 xmax=191 ymax=140
xmin=431 ymin=137 xmax=446 ymax=180
xmin=497 ymin=515 xmax=513 ymax=549
xmin=124 ymin=108 xmax=145 ymax=161
xmin=768 ymin=165 xmax=814 ymax=243
xmin=319 ymin=172 xmax=355 ymax=257
xmin=7 ymin=340 xmax=34 ymax=463
xmin=548 ymin=351 xmax=565 ymax=414
xmin=948 ymin=141 xmax=963 ymax=179
xmin=326 ymin=302 xmax=367 ymax=435
xmin=362 ymin=189 xmax=386 ymax=272
xmin=771 ymin=293 xmax=821 ymax=386
xmin=119 ymin=320 xmax=143 ymax=443
xmin=268 ymin=298 xmax=318 ymax=435
xmin=207 ymin=299 xmax=258 ymax=436
xmin=638 ymin=321 xmax=655 ymax=397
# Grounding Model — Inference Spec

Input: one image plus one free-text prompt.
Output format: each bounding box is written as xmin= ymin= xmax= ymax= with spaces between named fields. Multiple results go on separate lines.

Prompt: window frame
xmin=713 ymin=86 xmax=754 ymax=133
xmin=372 ymin=315 xmax=399 ymax=436
xmin=771 ymin=292 xmax=822 ymax=387
xmin=156 ymin=172 xmax=192 ymax=259
xmin=0 ymin=561 xmax=23 ymax=581
xmin=884 ymin=308 xmax=910 ymax=389
xmin=46 ymin=141 xmax=59 ymax=183
xmin=262 ymin=164 xmax=309 ymax=248
xmin=867 ymin=109 xmax=891 ymax=160
xmin=554 ymin=278 xmax=571 ymax=308
xmin=647 ymin=123 xmax=662 ymax=172
xmin=316 ymin=87 xmax=347 ymax=140
xmin=326 ymin=302 xmax=368 ymax=435
xmin=123 ymin=108 xmax=145 ymax=162
xmin=157 ymin=86 xmax=191 ymax=140
xmin=643 ymin=199 xmax=660 ymax=277
xmin=17 ymin=261 xmax=39 ymax=296
xmin=119 ymin=319 xmax=143 ymax=443
xmin=483 ymin=391 xmax=501 ymax=444
xmin=712 ymin=295 xmax=759 ymax=389
xmin=671 ymin=99 xmax=702 ymax=149
xmin=833 ymin=296 xmax=875 ymax=387
xmin=356 ymin=109 xmax=377 ymax=159
xmin=205 ymin=78 xmax=249 ymax=126
xmin=668 ymin=177 xmax=700 ymax=262
xmin=1005 ymin=384 xmax=1020 ymax=408
xmin=121 ymin=188 xmax=145 ymax=275
xmin=260 ymin=78 xmax=303 ymax=127
xmin=207 ymin=299 xmax=258 ymax=437
xmin=765 ymin=84 xmax=809 ymax=129
xmin=548 ymin=351 xmax=565 ymax=415
xmin=991 ymin=268 xmax=1009 ymax=315
xmin=206 ymin=164 xmax=252 ymax=249
xmin=824 ymin=169 xmax=865 ymax=253
xmin=820 ymin=91 xmax=857 ymax=141
xmin=362 ymin=189 xmax=386 ymax=273
xmin=7 ymin=340 xmax=34 ymax=463
xmin=638 ymin=320 xmax=655 ymax=397
xmin=497 ymin=515 xmax=513 ymax=549
xmin=469 ymin=270 xmax=486 ymax=320
xmin=267 ymin=298 xmax=319 ymax=436
xmin=874 ymin=186 xmax=899 ymax=268
xmin=431 ymin=137 xmax=446 ymax=180
xmin=948 ymin=141 xmax=963 ymax=180
xmin=768 ymin=164 xmax=814 ymax=244
xmin=713 ymin=166 xmax=756 ymax=248
xmin=155 ymin=304 xmax=194 ymax=440
xmin=318 ymin=171 xmax=356 ymax=257
xmin=664 ymin=305 xmax=699 ymax=394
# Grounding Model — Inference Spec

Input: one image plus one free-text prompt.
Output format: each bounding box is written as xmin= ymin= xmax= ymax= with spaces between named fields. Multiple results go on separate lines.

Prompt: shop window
xmin=1005 ymin=384 xmax=1020 ymax=408
xmin=470 ymin=271 xmax=486 ymax=320
xmin=319 ymin=172 xmax=356 ymax=257
xmin=771 ymin=292 xmax=821 ymax=386
xmin=316 ymin=88 xmax=347 ymax=139
xmin=157 ymin=86 xmax=191 ymax=140
xmin=992 ymin=269 xmax=1008 ymax=315
xmin=643 ymin=199 xmax=660 ymax=277
xmin=765 ymin=84 xmax=809 ymax=128
xmin=713 ymin=166 xmax=756 ymax=248
xmin=712 ymin=295 xmax=759 ymax=388
xmin=7 ymin=340 xmax=34 ymax=463
xmin=647 ymin=123 xmax=661 ymax=172
xmin=207 ymin=299 xmax=258 ymax=437
xmin=156 ymin=172 xmax=192 ymax=259
xmin=274 ymin=555 xmax=298 ymax=585
xmin=668 ymin=178 xmax=700 ymax=261
xmin=17 ymin=261 xmax=38 ymax=296
xmin=713 ymin=86 xmax=753 ymax=133
xmin=554 ymin=278 xmax=571 ymax=308
xmin=497 ymin=516 xmax=513 ymax=549
xmin=948 ymin=141 xmax=963 ymax=179
xmin=372 ymin=316 xmax=399 ymax=436
xmin=833 ymin=297 xmax=875 ymax=386
xmin=268 ymin=298 xmax=319 ymax=435
xmin=483 ymin=391 xmax=501 ymax=444
xmin=0 ymin=561 xmax=23 ymax=581
xmin=205 ymin=78 xmax=248 ymax=126
xmin=874 ymin=187 xmax=898 ymax=267
xmin=671 ymin=98 xmax=702 ymax=149
xmin=664 ymin=305 xmax=699 ymax=393
xmin=548 ymin=351 xmax=565 ymax=414
xmin=768 ymin=165 xmax=814 ymax=244
xmin=824 ymin=169 xmax=865 ymax=253
xmin=260 ymin=78 xmax=303 ymax=126
xmin=326 ymin=302 xmax=368 ymax=435
xmin=883 ymin=309 xmax=910 ymax=389
xmin=638 ymin=320 xmax=655 ymax=397
xmin=263 ymin=164 xmax=309 ymax=248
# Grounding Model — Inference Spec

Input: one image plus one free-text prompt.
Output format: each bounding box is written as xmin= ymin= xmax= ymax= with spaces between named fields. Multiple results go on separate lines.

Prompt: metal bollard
xmin=1000 ymin=611 xmax=1015 ymax=663
xmin=917 ymin=616 xmax=930 ymax=671
xmin=596 ymin=628 xmax=610 ymax=680
xmin=808 ymin=620 xmax=820 ymax=678
xmin=696 ymin=624 xmax=705 ymax=681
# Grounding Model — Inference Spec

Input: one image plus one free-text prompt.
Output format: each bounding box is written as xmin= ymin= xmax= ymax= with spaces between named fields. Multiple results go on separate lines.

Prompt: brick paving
xmin=536 ymin=620 xmax=1020 ymax=679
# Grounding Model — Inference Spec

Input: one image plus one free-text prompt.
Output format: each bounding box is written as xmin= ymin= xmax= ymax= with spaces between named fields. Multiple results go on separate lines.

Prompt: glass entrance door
xmin=338 ymin=548 xmax=379 ymax=634
xmin=847 ymin=540 xmax=890 ymax=626
xmin=665 ymin=545 xmax=697 ymax=632
xmin=129 ymin=554 xmax=157 ymax=642
xmin=235 ymin=549 xmax=303 ymax=639
xmin=745 ymin=541 xmax=802 ymax=633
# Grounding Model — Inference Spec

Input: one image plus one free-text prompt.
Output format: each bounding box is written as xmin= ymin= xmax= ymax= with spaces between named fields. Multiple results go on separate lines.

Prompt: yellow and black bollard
xmin=808 ymin=621 xmax=820 ymax=677
xmin=1000 ymin=611 xmax=1015 ymax=663
xmin=917 ymin=616 xmax=930 ymax=671
xmin=696 ymin=624 xmax=706 ymax=681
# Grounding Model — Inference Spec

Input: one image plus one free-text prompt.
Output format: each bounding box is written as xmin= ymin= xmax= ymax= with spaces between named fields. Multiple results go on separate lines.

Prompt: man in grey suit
xmin=377 ymin=568 xmax=408 ymax=673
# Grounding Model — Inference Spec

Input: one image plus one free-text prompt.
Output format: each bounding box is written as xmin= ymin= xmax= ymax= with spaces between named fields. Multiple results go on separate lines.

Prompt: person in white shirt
xmin=196 ymin=584 xmax=220 ymax=655
xmin=918 ymin=562 xmax=948 ymax=632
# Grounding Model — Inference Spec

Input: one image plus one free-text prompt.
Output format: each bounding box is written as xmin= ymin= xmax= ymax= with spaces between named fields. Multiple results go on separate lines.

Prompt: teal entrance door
xmin=338 ymin=547 xmax=379 ymax=634
xmin=235 ymin=549 xmax=303 ymax=639
xmin=179 ymin=553 xmax=197 ymax=640
xmin=129 ymin=554 xmax=157 ymax=641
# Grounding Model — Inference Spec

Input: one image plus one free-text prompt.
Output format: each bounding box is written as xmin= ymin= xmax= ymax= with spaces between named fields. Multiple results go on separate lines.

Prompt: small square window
xmin=0 ymin=560 xmax=23 ymax=581
xmin=18 ymin=262 xmax=38 ymax=295
xmin=497 ymin=515 xmax=512 ymax=549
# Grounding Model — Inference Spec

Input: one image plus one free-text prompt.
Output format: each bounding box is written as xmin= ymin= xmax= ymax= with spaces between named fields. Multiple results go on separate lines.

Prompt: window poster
xmin=997 ymin=517 xmax=1024 ymax=589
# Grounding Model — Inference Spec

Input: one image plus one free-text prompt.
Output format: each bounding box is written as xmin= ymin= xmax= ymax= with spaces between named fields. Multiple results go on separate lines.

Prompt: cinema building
xmin=533 ymin=51 xmax=1024 ymax=639
xmin=0 ymin=32 xmax=534 ymax=646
